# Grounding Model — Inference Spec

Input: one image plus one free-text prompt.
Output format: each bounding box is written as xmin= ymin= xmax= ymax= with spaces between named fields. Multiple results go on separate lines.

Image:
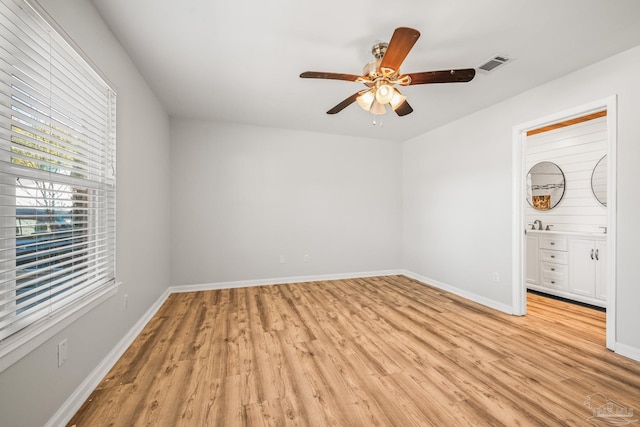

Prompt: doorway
xmin=512 ymin=96 xmax=617 ymax=350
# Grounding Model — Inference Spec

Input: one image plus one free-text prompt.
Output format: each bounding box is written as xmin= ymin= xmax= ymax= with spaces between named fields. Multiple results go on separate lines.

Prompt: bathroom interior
xmin=525 ymin=110 xmax=608 ymax=313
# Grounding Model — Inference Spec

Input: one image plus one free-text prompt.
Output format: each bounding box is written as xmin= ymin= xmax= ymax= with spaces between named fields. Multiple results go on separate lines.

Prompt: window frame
xmin=0 ymin=0 xmax=118 ymax=373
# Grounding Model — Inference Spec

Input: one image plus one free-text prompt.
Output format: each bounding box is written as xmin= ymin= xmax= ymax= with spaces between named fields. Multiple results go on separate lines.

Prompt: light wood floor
xmin=68 ymin=276 xmax=640 ymax=426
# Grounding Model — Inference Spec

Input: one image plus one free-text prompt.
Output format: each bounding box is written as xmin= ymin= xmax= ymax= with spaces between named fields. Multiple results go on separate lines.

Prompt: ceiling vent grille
xmin=478 ymin=55 xmax=511 ymax=72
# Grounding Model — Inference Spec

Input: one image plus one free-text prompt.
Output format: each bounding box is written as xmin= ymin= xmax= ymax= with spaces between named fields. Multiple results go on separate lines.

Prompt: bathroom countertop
xmin=526 ymin=229 xmax=607 ymax=238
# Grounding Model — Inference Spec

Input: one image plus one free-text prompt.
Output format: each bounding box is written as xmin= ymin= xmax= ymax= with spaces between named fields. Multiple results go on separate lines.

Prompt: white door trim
xmin=511 ymin=95 xmax=617 ymax=350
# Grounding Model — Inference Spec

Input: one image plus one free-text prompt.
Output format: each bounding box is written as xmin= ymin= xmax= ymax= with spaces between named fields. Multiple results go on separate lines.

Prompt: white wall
xmin=0 ymin=1 xmax=172 ymax=426
xmin=402 ymin=106 xmax=514 ymax=307
xmin=170 ymin=120 xmax=402 ymax=286
xmin=403 ymin=45 xmax=640 ymax=352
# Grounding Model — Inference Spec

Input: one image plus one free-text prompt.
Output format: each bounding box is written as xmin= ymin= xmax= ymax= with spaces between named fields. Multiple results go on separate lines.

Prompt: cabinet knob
xmin=595 ymin=249 xmax=599 ymax=261
xmin=551 ymin=268 xmax=555 ymax=271
xmin=550 ymin=255 xmax=555 ymax=259
xmin=591 ymin=249 xmax=594 ymax=260
xmin=550 ymin=242 xmax=555 ymax=245
xmin=551 ymin=281 xmax=556 ymax=284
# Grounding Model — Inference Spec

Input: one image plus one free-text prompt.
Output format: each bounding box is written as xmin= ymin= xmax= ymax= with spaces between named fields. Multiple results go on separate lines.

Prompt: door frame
xmin=511 ymin=95 xmax=617 ymax=350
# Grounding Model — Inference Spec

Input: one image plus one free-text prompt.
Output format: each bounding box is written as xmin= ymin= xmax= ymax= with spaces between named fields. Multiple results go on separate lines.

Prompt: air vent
xmin=478 ymin=55 xmax=511 ymax=72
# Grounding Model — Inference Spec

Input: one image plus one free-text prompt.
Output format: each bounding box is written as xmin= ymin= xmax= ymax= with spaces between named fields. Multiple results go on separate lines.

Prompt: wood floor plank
xmin=273 ymin=330 xmax=328 ymax=425
xmin=68 ymin=276 xmax=640 ymax=426
xmin=303 ymin=339 xmax=388 ymax=425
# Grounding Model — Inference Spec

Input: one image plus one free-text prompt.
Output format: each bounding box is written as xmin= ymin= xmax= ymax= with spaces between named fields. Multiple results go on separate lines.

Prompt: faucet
xmin=533 ymin=219 xmax=543 ymax=230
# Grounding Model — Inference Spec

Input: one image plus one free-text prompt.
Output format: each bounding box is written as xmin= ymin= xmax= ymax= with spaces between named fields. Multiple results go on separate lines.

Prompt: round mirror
xmin=591 ymin=155 xmax=607 ymax=206
xmin=526 ymin=161 xmax=566 ymax=210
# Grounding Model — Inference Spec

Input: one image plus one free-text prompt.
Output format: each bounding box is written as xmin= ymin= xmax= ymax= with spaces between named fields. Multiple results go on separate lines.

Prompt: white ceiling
xmin=89 ymin=0 xmax=640 ymax=141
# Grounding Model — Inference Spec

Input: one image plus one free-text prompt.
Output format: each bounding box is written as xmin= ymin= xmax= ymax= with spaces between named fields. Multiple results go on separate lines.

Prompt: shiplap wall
xmin=525 ymin=116 xmax=607 ymax=233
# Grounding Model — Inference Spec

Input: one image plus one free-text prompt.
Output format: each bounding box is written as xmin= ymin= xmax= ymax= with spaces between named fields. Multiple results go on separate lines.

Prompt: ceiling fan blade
xmin=326 ymin=91 xmax=363 ymax=114
xmin=300 ymin=71 xmax=364 ymax=82
xmin=394 ymin=100 xmax=413 ymax=117
xmin=379 ymin=27 xmax=420 ymax=74
xmin=403 ymin=68 xmax=476 ymax=85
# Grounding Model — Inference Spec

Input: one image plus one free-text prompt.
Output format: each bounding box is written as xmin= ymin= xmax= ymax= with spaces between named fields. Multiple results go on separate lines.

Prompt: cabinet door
xmin=595 ymin=240 xmax=607 ymax=301
xmin=568 ymin=238 xmax=596 ymax=297
xmin=526 ymin=234 xmax=538 ymax=285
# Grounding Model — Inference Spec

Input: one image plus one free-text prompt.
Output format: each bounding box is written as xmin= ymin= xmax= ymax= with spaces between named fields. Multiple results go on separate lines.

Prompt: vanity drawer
xmin=540 ymin=249 xmax=568 ymax=264
xmin=541 ymin=262 xmax=568 ymax=276
xmin=539 ymin=236 xmax=568 ymax=251
xmin=541 ymin=275 xmax=567 ymax=290
xmin=541 ymin=263 xmax=568 ymax=287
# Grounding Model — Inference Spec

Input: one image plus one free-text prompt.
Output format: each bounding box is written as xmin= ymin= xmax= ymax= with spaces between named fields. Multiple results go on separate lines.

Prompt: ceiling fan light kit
xmin=356 ymin=90 xmax=375 ymax=110
xmin=300 ymin=27 xmax=476 ymax=118
xmin=370 ymin=100 xmax=386 ymax=115
xmin=389 ymin=89 xmax=406 ymax=110
xmin=374 ymin=83 xmax=394 ymax=104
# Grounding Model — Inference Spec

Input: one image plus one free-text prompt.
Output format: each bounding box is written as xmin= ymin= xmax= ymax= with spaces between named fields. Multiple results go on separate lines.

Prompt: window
xmin=0 ymin=0 xmax=116 ymax=348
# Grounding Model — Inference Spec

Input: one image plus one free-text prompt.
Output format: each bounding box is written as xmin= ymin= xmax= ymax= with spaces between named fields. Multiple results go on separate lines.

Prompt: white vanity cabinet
xmin=538 ymin=235 xmax=568 ymax=291
xmin=568 ymin=237 xmax=607 ymax=303
xmin=595 ymin=240 xmax=607 ymax=301
xmin=526 ymin=234 xmax=539 ymax=285
xmin=526 ymin=231 xmax=606 ymax=308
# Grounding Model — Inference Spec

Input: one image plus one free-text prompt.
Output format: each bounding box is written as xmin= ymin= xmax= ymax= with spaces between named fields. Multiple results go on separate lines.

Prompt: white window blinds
xmin=0 ymin=0 xmax=116 ymax=342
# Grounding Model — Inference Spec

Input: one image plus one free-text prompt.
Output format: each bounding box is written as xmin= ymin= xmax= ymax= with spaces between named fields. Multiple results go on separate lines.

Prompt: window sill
xmin=0 ymin=281 xmax=120 ymax=374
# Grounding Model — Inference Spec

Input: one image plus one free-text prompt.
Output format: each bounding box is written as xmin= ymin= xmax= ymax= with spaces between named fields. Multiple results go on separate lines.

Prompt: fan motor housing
xmin=363 ymin=42 xmax=390 ymax=79
xmin=363 ymin=60 xmax=382 ymax=79
xmin=371 ymin=42 xmax=388 ymax=59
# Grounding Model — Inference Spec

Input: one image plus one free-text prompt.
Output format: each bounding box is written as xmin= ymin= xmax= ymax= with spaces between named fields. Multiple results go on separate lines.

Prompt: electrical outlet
xmin=58 ymin=339 xmax=68 ymax=367
xmin=280 ymin=255 xmax=285 ymax=264
xmin=493 ymin=272 xmax=500 ymax=283
xmin=123 ymin=293 xmax=129 ymax=310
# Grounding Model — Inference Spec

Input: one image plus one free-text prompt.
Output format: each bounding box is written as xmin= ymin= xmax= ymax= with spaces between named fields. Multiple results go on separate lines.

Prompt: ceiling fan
xmin=300 ymin=27 xmax=476 ymax=117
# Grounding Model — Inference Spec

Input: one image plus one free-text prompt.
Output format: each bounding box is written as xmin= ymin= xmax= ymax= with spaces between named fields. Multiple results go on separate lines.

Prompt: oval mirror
xmin=526 ymin=161 xmax=566 ymax=210
xmin=591 ymin=155 xmax=607 ymax=206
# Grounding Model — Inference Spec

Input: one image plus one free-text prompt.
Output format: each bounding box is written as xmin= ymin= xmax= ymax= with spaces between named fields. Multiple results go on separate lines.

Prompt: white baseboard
xmin=614 ymin=342 xmax=640 ymax=363
xmin=45 ymin=287 xmax=172 ymax=427
xmin=402 ymin=271 xmax=640 ymax=362
xmin=401 ymin=270 xmax=514 ymax=314
xmin=168 ymin=269 xmax=405 ymax=293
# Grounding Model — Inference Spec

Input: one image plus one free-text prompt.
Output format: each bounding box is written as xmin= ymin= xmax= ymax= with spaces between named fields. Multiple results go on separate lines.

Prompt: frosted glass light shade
xmin=389 ymin=89 xmax=407 ymax=111
xmin=375 ymin=84 xmax=394 ymax=104
xmin=370 ymin=101 xmax=386 ymax=115
xmin=356 ymin=90 xmax=375 ymax=111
